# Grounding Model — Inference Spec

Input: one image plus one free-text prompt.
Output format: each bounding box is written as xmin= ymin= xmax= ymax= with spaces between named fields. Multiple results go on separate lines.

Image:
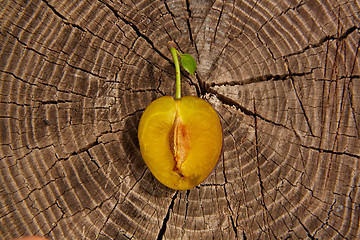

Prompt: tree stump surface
xmin=0 ymin=0 xmax=359 ymax=239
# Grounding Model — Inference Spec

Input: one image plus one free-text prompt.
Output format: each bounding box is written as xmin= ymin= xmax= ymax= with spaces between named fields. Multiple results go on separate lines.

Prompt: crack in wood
xmin=205 ymin=85 xmax=291 ymax=133
xmin=6 ymin=31 xmax=46 ymax=57
xmin=98 ymin=0 xmax=170 ymax=62
xmin=252 ymin=98 xmax=278 ymax=240
xmin=162 ymin=0 xmax=182 ymax=33
xmin=39 ymin=100 xmax=74 ymax=105
xmin=185 ymin=0 xmax=198 ymax=55
xmin=210 ymin=70 xmax=314 ymax=87
xmin=70 ymin=139 xmax=100 ymax=157
xmin=300 ymin=144 xmax=360 ymax=159
xmin=156 ymin=191 xmax=178 ymax=240
xmin=285 ymin=26 xmax=359 ymax=58
xmin=41 ymin=0 xmax=86 ymax=32
xmin=348 ymin=39 xmax=360 ymax=139
xmin=96 ymin=168 xmax=147 ymax=239
xmin=212 ymin=2 xmax=224 ymax=45
xmin=224 ymin=188 xmax=239 ymax=239
xmin=285 ymin=58 xmax=315 ymax=137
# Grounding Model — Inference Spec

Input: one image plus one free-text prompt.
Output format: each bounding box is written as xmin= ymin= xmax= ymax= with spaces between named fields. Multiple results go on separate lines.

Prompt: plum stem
xmin=168 ymin=41 xmax=181 ymax=100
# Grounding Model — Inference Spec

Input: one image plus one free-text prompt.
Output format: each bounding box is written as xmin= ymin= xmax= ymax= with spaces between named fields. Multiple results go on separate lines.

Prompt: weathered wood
xmin=0 ymin=0 xmax=359 ymax=239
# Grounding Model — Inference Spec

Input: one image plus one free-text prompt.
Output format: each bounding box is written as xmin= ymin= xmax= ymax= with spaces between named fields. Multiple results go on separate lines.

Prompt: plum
xmin=138 ymin=42 xmax=223 ymax=190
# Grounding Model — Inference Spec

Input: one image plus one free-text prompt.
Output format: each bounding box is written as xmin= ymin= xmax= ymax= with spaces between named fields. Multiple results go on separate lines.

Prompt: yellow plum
xmin=138 ymin=95 xmax=223 ymax=190
xmin=138 ymin=41 xmax=223 ymax=190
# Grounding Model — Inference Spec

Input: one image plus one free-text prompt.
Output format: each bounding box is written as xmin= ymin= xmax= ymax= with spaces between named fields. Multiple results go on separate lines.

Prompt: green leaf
xmin=180 ymin=54 xmax=197 ymax=75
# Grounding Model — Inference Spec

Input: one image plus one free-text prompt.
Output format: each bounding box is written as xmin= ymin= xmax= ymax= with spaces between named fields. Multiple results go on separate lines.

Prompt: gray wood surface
xmin=0 ymin=0 xmax=359 ymax=239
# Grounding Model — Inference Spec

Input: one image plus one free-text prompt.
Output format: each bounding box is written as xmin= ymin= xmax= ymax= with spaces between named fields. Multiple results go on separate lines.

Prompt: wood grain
xmin=0 ymin=0 xmax=359 ymax=239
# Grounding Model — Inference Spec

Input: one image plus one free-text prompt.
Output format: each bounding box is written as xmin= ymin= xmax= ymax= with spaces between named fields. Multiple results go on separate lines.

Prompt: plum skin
xmin=138 ymin=95 xmax=223 ymax=190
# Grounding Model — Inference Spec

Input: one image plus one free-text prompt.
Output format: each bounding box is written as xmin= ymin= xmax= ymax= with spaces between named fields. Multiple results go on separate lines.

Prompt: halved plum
xmin=138 ymin=96 xmax=223 ymax=190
